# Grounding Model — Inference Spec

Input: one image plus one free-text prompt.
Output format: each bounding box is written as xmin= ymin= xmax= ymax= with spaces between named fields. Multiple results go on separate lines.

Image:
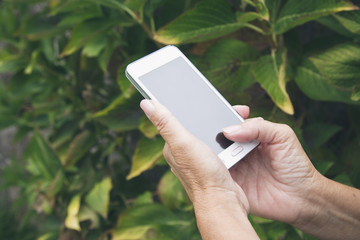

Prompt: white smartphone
xmin=125 ymin=45 xmax=259 ymax=169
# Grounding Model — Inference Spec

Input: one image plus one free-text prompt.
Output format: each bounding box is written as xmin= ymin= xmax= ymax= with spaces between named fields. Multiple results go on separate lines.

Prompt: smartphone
xmin=125 ymin=45 xmax=258 ymax=168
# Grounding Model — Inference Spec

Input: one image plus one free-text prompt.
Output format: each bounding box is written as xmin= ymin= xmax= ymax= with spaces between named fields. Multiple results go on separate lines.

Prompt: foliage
xmin=0 ymin=0 xmax=359 ymax=239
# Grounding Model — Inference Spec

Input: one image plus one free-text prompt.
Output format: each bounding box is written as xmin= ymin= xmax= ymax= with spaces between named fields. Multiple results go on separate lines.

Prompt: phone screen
xmin=138 ymin=56 xmax=242 ymax=154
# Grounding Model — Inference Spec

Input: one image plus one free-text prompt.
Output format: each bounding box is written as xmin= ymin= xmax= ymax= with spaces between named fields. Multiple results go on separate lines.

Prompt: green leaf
xmin=21 ymin=16 xmax=64 ymax=40
xmin=295 ymin=43 xmax=360 ymax=103
xmin=304 ymin=123 xmax=342 ymax=149
xmin=47 ymin=170 xmax=66 ymax=196
xmin=153 ymin=0 xmax=257 ymax=44
xmin=26 ymin=132 xmax=62 ymax=180
xmin=0 ymin=56 xmax=28 ymax=73
xmin=111 ymin=204 xmax=180 ymax=240
xmin=309 ymin=43 xmax=360 ymax=89
xmin=133 ymin=191 xmax=154 ymax=206
xmin=273 ymin=0 xmax=358 ymax=34
xmin=295 ymin=59 xmax=354 ymax=103
xmin=317 ymin=15 xmax=357 ymax=38
xmin=333 ymin=11 xmax=360 ymax=35
xmin=127 ymin=137 xmax=165 ymax=180
xmin=57 ymin=5 xmax=103 ymax=27
xmin=158 ymin=171 xmax=189 ymax=210
xmin=85 ymin=0 xmax=138 ymax=20
xmin=60 ymin=19 xmax=115 ymax=57
xmin=252 ymin=51 xmax=294 ymax=115
xmin=124 ymin=0 xmax=147 ymax=21
xmin=82 ymin=34 xmax=107 ymax=57
xmin=64 ymin=130 xmax=96 ymax=169
xmin=117 ymin=55 xmax=141 ymax=97
xmin=85 ymin=177 xmax=113 ymax=219
xmin=65 ymin=194 xmax=82 ymax=231
xmin=139 ymin=116 xmax=158 ymax=139
xmin=334 ymin=174 xmax=353 ymax=187
xmin=312 ymin=160 xmax=334 ymax=175
xmin=352 ymin=87 xmax=360 ymax=101
xmin=246 ymin=0 xmax=269 ymax=21
xmin=200 ymin=39 xmax=259 ymax=92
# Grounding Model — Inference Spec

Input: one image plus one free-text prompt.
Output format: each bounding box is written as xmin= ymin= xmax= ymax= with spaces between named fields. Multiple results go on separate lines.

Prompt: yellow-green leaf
xmin=65 ymin=194 xmax=82 ymax=231
xmin=153 ymin=0 xmax=257 ymax=45
xmin=78 ymin=206 xmax=100 ymax=229
xmin=273 ymin=0 xmax=358 ymax=34
xmin=158 ymin=171 xmax=189 ymax=210
xmin=85 ymin=177 xmax=112 ymax=219
xmin=252 ymin=51 xmax=294 ymax=115
xmin=126 ymin=137 xmax=165 ymax=180
xmin=111 ymin=226 xmax=153 ymax=240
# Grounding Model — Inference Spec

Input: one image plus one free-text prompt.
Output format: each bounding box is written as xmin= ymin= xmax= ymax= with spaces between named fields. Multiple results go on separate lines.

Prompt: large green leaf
xmin=295 ymin=43 xmax=360 ymax=103
xmin=85 ymin=177 xmax=113 ymax=219
xmin=295 ymin=59 xmax=353 ymax=103
xmin=153 ymin=0 xmax=259 ymax=44
xmin=26 ymin=132 xmax=63 ymax=180
xmin=252 ymin=51 xmax=294 ymax=115
xmin=309 ymin=43 xmax=360 ymax=89
xmin=199 ymin=39 xmax=259 ymax=93
xmin=272 ymin=0 xmax=358 ymax=34
xmin=158 ymin=171 xmax=189 ymax=210
xmin=127 ymin=137 xmax=165 ymax=180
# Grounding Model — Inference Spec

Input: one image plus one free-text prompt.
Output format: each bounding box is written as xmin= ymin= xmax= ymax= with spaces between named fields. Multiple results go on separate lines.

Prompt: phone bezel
xmin=126 ymin=45 xmax=259 ymax=168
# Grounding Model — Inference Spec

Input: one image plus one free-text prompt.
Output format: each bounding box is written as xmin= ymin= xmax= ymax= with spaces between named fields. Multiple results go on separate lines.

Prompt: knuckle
xmin=279 ymin=123 xmax=296 ymax=138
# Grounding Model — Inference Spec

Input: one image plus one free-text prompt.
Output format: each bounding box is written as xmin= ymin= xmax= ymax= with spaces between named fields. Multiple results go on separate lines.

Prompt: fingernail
xmin=140 ymin=100 xmax=155 ymax=117
xmin=223 ymin=125 xmax=242 ymax=134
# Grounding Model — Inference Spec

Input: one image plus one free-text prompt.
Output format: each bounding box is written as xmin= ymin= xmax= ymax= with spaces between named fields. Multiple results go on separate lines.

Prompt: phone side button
xmin=231 ymin=146 xmax=244 ymax=157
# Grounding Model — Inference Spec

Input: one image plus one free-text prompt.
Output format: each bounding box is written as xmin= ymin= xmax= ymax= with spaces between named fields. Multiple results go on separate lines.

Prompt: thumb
xmin=140 ymin=100 xmax=194 ymax=146
xmin=223 ymin=117 xmax=294 ymax=144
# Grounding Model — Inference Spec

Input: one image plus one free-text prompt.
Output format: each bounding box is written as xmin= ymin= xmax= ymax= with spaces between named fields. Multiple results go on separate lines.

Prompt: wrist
xmin=192 ymin=186 xmax=249 ymax=216
xmin=292 ymin=171 xmax=330 ymax=230
xmin=192 ymin=187 xmax=259 ymax=240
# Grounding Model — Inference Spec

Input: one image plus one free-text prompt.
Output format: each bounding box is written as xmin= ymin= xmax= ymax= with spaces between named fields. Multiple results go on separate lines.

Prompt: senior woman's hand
xmin=140 ymin=99 xmax=259 ymax=240
xmin=226 ymin=107 xmax=360 ymax=240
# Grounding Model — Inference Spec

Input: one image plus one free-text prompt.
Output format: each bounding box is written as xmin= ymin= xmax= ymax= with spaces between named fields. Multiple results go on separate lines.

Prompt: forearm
xmin=193 ymin=191 xmax=259 ymax=240
xmin=295 ymin=174 xmax=360 ymax=239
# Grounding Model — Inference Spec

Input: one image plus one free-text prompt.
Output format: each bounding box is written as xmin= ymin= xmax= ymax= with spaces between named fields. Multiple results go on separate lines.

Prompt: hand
xmin=140 ymin=99 xmax=248 ymax=209
xmin=223 ymin=106 xmax=320 ymax=226
xmin=140 ymin=99 xmax=260 ymax=240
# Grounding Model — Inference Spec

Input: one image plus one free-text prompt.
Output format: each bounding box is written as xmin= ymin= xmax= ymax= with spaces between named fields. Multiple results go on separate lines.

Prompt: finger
xmin=140 ymin=100 xmax=194 ymax=146
xmin=223 ymin=117 xmax=294 ymax=144
xmin=233 ymin=105 xmax=250 ymax=119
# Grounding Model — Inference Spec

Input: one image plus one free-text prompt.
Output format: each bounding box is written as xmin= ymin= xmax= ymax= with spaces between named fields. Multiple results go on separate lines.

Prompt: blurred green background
xmin=0 ymin=0 xmax=359 ymax=239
